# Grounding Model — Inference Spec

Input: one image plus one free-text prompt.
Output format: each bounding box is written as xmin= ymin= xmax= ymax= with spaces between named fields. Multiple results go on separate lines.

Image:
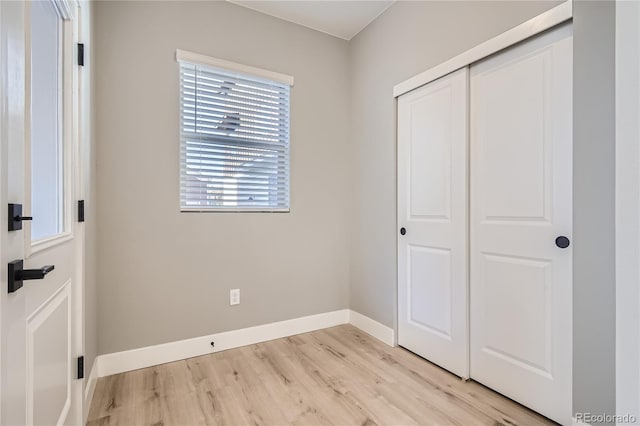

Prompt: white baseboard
xmin=349 ymin=309 xmax=395 ymax=346
xmin=97 ymin=309 xmax=349 ymax=377
xmin=83 ymin=358 xmax=99 ymax=424
xmin=93 ymin=308 xmax=396 ymax=379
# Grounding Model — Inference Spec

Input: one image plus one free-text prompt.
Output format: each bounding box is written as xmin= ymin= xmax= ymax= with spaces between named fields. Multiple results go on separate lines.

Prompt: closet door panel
xmin=398 ymin=67 xmax=468 ymax=378
xmin=477 ymin=54 xmax=548 ymax=221
xmin=470 ymin=24 xmax=572 ymax=425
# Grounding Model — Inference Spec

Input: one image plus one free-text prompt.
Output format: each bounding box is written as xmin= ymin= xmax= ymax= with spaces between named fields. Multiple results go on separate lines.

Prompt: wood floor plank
xmin=87 ymin=325 xmax=556 ymax=426
xmin=302 ymin=329 xmax=487 ymax=426
xmin=315 ymin=328 xmax=492 ymax=423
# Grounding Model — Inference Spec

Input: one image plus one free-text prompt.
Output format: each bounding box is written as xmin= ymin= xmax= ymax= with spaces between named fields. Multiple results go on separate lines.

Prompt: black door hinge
xmin=77 ymin=356 xmax=84 ymax=379
xmin=78 ymin=43 xmax=85 ymax=66
xmin=78 ymin=200 xmax=85 ymax=222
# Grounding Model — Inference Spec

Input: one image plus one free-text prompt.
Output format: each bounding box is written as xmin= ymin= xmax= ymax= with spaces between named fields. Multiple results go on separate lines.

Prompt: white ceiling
xmin=227 ymin=1 xmax=395 ymax=40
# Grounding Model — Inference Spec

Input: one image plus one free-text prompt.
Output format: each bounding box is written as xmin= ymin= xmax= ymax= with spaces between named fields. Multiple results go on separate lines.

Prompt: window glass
xmin=31 ymin=0 xmax=64 ymax=240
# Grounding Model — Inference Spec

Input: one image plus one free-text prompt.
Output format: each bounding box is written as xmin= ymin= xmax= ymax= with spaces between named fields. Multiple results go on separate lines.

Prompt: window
xmin=30 ymin=0 xmax=65 ymax=241
xmin=177 ymin=50 xmax=293 ymax=211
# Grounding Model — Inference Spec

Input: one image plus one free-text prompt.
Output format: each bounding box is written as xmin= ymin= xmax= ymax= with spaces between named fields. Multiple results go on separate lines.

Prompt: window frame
xmin=176 ymin=50 xmax=294 ymax=213
xmin=24 ymin=0 xmax=76 ymax=256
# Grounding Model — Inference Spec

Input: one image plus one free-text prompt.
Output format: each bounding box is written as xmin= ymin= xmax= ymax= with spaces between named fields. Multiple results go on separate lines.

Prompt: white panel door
xmin=398 ymin=67 xmax=468 ymax=378
xmin=0 ymin=1 xmax=83 ymax=425
xmin=470 ymin=25 xmax=572 ymax=424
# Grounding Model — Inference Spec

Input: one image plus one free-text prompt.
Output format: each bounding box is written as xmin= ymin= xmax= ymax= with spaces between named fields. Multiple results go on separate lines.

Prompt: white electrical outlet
xmin=230 ymin=289 xmax=240 ymax=306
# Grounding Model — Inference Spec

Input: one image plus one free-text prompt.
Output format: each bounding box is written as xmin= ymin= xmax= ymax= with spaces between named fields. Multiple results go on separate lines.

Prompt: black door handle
xmin=17 ymin=265 xmax=54 ymax=280
xmin=400 ymin=227 xmax=406 ymax=236
xmin=555 ymin=236 xmax=570 ymax=249
xmin=8 ymin=260 xmax=55 ymax=293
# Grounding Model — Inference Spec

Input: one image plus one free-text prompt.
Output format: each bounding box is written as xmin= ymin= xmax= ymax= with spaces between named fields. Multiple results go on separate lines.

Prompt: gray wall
xmin=573 ymin=0 xmax=616 ymax=420
xmin=94 ymin=1 xmax=351 ymax=354
xmin=348 ymin=0 xmax=560 ymax=330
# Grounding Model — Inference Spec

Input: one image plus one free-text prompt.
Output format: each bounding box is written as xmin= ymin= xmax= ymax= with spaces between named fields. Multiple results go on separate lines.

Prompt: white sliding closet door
xmin=398 ymin=67 xmax=468 ymax=378
xmin=470 ymin=25 xmax=572 ymax=424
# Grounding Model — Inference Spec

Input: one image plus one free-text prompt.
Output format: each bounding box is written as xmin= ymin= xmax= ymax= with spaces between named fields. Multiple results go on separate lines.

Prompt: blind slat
xmin=183 ymin=113 xmax=286 ymax=133
xmin=182 ymin=133 xmax=288 ymax=150
xmin=181 ymin=102 xmax=287 ymax=124
xmin=181 ymin=196 xmax=289 ymax=202
xmin=184 ymin=163 xmax=289 ymax=174
xmin=183 ymin=122 xmax=288 ymax=140
xmin=182 ymin=90 xmax=289 ymax=113
xmin=181 ymin=176 xmax=288 ymax=186
xmin=183 ymin=167 xmax=289 ymax=178
xmin=181 ymin=83 xmax=288 ymax=106
xmin=182 ymin=183 xmax=288 ymax=191
xmin=182 ymin=146 xmax=287 ymax=157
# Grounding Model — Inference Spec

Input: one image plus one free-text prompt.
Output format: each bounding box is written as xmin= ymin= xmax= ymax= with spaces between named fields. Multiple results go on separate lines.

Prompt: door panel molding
xmin=479 ymin=253 xmax=552 ymax=377
xmin=26 ymin=281 xmax=71 ymax=426
xmin=407 ymin=245 xmax=453 ymax=339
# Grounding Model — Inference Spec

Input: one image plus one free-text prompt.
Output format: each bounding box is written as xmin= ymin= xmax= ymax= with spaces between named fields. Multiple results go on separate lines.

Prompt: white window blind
xmin=178 ymin=54 xmax=291 ymax=211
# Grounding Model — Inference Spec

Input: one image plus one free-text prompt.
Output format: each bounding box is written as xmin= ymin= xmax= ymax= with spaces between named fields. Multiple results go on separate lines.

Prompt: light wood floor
xmin=87 ymin=325 xmax=555 ymax=426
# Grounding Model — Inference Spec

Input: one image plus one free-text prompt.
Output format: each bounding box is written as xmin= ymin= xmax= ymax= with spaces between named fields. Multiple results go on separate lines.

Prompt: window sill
xmin=28 ymin=231 xmax=74 ymax=256
xmin=180 ymin=208 xmax=290 ymax=213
